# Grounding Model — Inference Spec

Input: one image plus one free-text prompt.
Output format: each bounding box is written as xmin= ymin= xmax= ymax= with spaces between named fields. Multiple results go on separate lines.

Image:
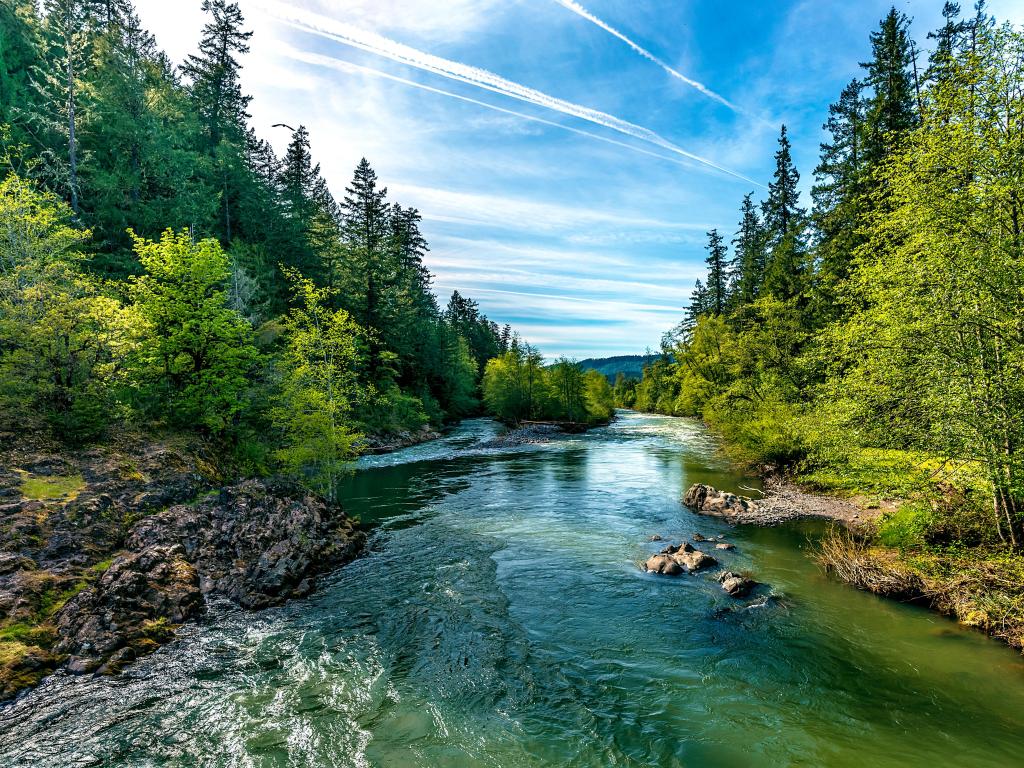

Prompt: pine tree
xmin=30 ymin=0 xmax=107 ymax=213
xmin=180 ymin=0 xmax=251 ymax=148
xmin=927 ymin=2 xmax=965 ymax=85
xmin=812 ymin=78 xmax=867 ymax=301
xmin=686 ymin=279 xmax=709 ymax=326
xmin=761 ymin=125 xmax=807 ymax=303
xmin=762 ymin=125 xmax=804 ymax=245
xmin=861 ymin=8 xmax=919 ymax=166
xmin=341 ymin=157 xmax=390 ymax=333
xmin=180 ymin=0 xmax=252 ymax=241
xmin=0 ymin=1 xmax=39 ymax=128
xmin=703 ymin=229 xmax=728 ymax=315
xmin=730 ymin=193 xmax=766 ymax=307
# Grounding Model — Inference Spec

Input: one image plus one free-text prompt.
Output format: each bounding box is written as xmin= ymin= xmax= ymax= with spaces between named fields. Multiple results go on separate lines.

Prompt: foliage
xmin=271 ymin=271 xmax=365 ymax=501
xmin=128 ymin=229 xmax=261 ymax=434
xmin=633 ymin=8 xmax=1024 ymax=553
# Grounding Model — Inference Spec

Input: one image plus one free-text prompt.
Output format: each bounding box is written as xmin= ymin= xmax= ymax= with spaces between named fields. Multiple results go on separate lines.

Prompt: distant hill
xmin=578 ymin=355 xmax=651 ymax=381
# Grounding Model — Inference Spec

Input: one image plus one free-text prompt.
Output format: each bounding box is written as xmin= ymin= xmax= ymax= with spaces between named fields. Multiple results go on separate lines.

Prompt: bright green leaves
xmin=271 ymin=270 xmax=367 ymax=501
xmin=128 ymin=229 xmax=260 ymax=434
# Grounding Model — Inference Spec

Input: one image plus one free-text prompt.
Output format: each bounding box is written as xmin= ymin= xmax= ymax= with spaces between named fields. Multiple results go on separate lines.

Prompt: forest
xmin=623 ymin=1 xmax=1024 ymax=618
xmin=0 ymin=0 xmax=619 ymax=500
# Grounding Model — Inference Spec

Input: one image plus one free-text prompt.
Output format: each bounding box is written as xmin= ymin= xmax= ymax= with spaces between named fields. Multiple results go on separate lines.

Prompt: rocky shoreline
xmin=0 ymin=438 xmax=363 ymax=701
xmin=682 ymin=480 xmax=881 ymax=527
xmin=356 ymin=424 xmax=444 ymax=454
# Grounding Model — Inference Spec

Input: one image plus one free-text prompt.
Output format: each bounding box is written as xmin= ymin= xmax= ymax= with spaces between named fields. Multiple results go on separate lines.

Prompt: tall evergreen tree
xmin=861 ymin=8 xmax=919 ymax=166
xmin=180 ymin=0 xmax=252 ymax=241
xmin=927 ymin=2 xmax=965 ymax=85
xmin=730 ymin=193 xmax=766 ymax=307
xmin=761 ymin=125 xmax=807 ymax=303
xmin=180 ymin=0 xmax=251 ymax=148
xmin=30 ymin=0 xmax=108 ymax=213
xmin=0 ymin=1 xmax=39 ymax=129
xmin=703 ymin=228 xmax=729 ymax=315
xmin=812 ymin=78 xmax=867 ymax=303
xmin=341 ymin=157 xmax=390 ymax=334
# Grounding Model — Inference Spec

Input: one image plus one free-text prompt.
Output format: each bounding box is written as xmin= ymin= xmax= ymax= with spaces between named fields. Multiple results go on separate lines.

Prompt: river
xmin=3 ymin=412 xmax=1024 ymax=767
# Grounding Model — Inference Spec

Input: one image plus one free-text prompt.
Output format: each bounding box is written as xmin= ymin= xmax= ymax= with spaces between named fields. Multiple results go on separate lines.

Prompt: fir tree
xmin=180 ymin=0 xmax=251 ymax=148
xmin=703 ymin=229 xmax=729 ymax=315
xmin=812 ymin=78 xmax=867 ymax=302
xmin=761 ymin=125 xmax=807 ymax=303
xmin=861 ymin=8 xmax=919 ymax=166
xmin=730 ymin=193 xmax=766 ymax=307
xmin=180 ymin=0 xmax=252 ymax=241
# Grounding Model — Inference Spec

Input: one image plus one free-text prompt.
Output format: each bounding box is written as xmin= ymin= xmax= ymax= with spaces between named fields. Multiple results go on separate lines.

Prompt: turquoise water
xmin=2 ymin=412 xmax=1024 ymax=766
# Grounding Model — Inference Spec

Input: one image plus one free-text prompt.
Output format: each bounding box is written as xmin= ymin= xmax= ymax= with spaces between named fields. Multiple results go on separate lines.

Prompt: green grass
xmin=799 ymin=447 xmax=990 ymax=500
xmin=18 ymin=472 xmax=85 ymax=501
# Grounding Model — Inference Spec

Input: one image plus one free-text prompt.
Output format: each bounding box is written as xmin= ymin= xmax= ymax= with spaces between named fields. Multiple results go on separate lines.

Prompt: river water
xmin=3 ymin=412 xmax=1024 ymax=767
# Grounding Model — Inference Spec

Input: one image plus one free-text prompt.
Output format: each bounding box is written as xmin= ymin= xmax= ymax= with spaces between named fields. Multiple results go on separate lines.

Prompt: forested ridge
xmin=623 ymin=2 xmax=1024 ymax=637
xmin=0 ymin=0 xmax=590 ymax=494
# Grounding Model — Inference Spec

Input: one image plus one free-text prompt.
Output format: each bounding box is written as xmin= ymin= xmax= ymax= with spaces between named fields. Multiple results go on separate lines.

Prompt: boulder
xmin=683 ymin=484 xmax=758 ymax=522
xmin=649 ymin=534 xmax=663 ymax=542
xmin=715 ymin=542 xmax=736 ymax=551
xmin=673 ymin=548 xmax=717 ymax=572
xmin=719 ymin=571 xmax=757 ymax=598
xmin=645 ymin=542 xmax=717 ymax=575
xmin=644 ymin=554 xmax=682 ymax=575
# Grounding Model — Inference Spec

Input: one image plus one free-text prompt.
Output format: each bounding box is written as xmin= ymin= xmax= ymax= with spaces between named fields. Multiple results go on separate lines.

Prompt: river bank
xmin=0 ymin=434 xmax=364 ymax=701
xmin=676 ymin=446 xmax=1024 ymax=654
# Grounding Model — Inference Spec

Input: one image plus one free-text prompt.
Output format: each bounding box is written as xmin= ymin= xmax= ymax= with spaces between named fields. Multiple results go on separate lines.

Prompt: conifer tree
xmin=0 ymin=1 xmax=39 ymax=128
xmin=341 ymin=157 xmax=390 ymax=334
xmin=761 ymin=125 xmax=807 ymax=303
xmin=703 ymin=229 xmax=729 ymax=315
xmin=812 ymin=78 xmax=867 ymax=303
xmin=180 ymin=0 xmax=251 ymax=148
xmin=180 ymin=0 xmax=252 ymax=241
xmin=30 ymin=0 xmax=107 ymax=213
xmin=730 ymin=193 xmax=766 ymax=307
xmin=861 ymin=8 xmax=919 ymax=166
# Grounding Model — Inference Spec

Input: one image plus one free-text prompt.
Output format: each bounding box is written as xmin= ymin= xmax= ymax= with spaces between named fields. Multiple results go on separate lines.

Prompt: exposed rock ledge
xmin=53 ymin=478 xmax=364 ymax=676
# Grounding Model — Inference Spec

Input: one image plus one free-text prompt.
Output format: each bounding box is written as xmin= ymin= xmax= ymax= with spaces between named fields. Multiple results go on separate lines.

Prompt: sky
xmin=133 ymin=0 xmax=1024 ymax=359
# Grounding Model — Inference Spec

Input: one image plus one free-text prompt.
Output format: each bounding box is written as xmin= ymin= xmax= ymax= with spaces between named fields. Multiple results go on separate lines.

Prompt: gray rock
xmin=719 ymin=571 xmax=757 ymax=598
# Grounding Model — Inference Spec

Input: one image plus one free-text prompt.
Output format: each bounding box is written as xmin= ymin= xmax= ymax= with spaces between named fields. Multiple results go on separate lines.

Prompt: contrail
xmin=254 ymin=0 xmax=759 ymax=186
xmin=552 ymin=0 xmax=741 ymax=113
xmin=278 ymin=45 xmax=746 ymax=178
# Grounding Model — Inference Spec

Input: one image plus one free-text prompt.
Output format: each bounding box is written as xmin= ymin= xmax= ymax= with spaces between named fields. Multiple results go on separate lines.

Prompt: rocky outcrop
xmin=126 ymin=479 xmax=365 ymax=609
xmin=358 ymin=425 xmax=442 ymax=455
xmin=49 ymin=479 xmax=365 ymax=677
xmin=683 ymin=484 xmax=763 ymax=523
xmin=55 ymin=545 xmax=202 ymax=674
xmin=1 ymin=433 xmax=366 ymax=699
xmin=643 ymin=542 xmax=717 ymax=575
xmin=684 ymin=481 xmax=879 ymax=527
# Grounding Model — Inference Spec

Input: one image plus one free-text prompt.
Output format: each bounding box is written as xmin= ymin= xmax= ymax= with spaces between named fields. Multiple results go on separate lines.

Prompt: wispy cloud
xmin=255 ymin=0 xmax=760 ymax=186
xmin=552 ymin=0 xmax=741 ymax=113
xmin=387 ymin=182 xmax=705 ymax=234
xmin=278 ymin=44 xmax=736 ymax=176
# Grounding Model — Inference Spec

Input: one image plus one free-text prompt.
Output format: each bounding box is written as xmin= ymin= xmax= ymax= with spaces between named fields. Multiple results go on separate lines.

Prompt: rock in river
xmin=719 ymin=571 xmax=757 ymax=598
xmin=644 ymin=542 xmax=718 ymax=575
xmin=683 ymin=483 xmax=760 ymax=523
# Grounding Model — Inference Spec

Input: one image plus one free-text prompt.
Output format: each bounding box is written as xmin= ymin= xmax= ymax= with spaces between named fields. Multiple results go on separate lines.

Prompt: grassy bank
xmin=817 ymin=530 xmax=1024 ymax=650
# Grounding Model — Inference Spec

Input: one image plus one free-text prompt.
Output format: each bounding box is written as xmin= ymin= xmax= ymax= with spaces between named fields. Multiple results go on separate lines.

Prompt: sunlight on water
xmin=3 ymin=412 xmax=1024 ymax=767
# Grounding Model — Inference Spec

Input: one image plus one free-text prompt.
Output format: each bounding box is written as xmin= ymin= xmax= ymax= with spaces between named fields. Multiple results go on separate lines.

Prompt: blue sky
xmin=135 ymin=0 xmax=1024 ymax=359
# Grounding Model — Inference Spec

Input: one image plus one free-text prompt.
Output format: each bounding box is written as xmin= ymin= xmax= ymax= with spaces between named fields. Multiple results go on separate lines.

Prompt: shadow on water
xmin=2 ymin=412 xmax=1024 ymax=767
